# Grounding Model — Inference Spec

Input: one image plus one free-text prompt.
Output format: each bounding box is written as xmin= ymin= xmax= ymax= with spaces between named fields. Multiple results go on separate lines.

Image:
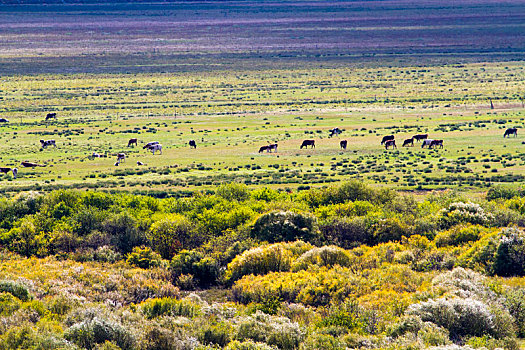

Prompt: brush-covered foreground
xmin=0 ymin=182 xmax=525 ymax=349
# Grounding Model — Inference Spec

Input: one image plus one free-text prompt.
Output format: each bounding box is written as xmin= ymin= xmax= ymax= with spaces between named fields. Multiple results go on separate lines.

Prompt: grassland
xmin=0 ymin=62 xmax=524 ymax=195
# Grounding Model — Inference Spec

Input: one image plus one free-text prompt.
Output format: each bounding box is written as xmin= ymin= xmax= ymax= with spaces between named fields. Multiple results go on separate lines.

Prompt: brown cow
xmin=384 ymin=140 xmax=397 ymax=149
xmin=128 ymin=138 xmax=138 ymax=147
xmin=429 ymin=140 xmax=443 ymax=149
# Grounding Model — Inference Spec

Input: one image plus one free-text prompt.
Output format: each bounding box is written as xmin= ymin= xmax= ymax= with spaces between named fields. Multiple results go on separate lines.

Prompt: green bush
xmin=170 ymin=250 xmax=220 ymax=287
xmin=250 ymin=211 xmax=319 ymax=243
xmin=140 ymin=297 xmax=201 ymax=319
xmin=149 ymin=214 xmax=198 ymax=259
xmin=126 ymin=246 xmax=162 ymax=268
xmin=372 ymin=217 xmax=411 ymax=243
xmin=217 ymin=183 xmax=250 ymax=202
xmin=505 ymin=288 xmax=525 ymax=337
xmin=492 ymin=228 xmax=525 ymax=277
xmin=198 ymin=322 xmax=233 ymax=347
xmin=225 ymin=340 xmax=277 ymax=350
xmin=319 ymin=217 xmax=371 ymax=248
xmin=434 ymin=225 xmax=486 ymax=247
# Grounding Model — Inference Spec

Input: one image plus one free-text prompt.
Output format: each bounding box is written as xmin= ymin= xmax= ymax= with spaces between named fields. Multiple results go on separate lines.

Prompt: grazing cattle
xmin=45 ymin=113 xmax=56 ymax=121
xmin=147 ymin=144 xmax=162 ymax=155
xmin=137 ymin=161 xmax=144 ymax=166
xmin=117 ymin=153 xmax=126 ymax=163
xmin=128 ymin=138 xmax=138 ymax=147
xmin=413 ymin=134 xmax=428 ymax=142
xmin=384 ymin=140 xmax=397 ymax=149
xmin=340 ymin=140 xmax=348 ymax=150
xmin=0 ymin=167 xmax=17 ymax=178
xmin=258 ymin=145 xmax=269 ymax=153
xmin=21 ymin=161 xmax=44 ymax=168
xmin=91 ymin=152 xmax=102 ymax=158
xmin=0 ymin=118 xmax=8 ymax=123
xmin=143 ymin=141 xmax=159 ymax=149
xmin=300 ymin=140 xmax=315 ymax=149
xmin=402 ymin=138 xmax=414 ymax=147
xmin=429 ymin=140 xmax=444 ymax=149
xmin=504 ymin=128 xmax=518 ymax=138
xmin=114 ymin=162 xmax=119 ymax=166
xmin=189 ymin=140 xmax=197 ymax=149
xmin=40 ymin=139 xmax=56 ymax=148
xmin=268 ymin=144 xmax=278 ymax=153
xmin=381 ymin=135 xmax=394 ymax=145
xmin=421 ymin=139 xmax=434 ymax=148
xmin=329 ymin=128 xmax=343 ymax=137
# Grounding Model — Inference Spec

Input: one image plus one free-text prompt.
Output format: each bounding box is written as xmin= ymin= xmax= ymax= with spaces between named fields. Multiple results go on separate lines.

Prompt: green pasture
xmin=0 ymin=61 xmax=524 ymax=195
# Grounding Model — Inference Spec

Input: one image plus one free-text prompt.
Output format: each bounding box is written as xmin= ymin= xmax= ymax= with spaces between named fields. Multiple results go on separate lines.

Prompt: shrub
xmin=93 ymin=245 xmax=122 ymax=263
xmin=198 ymin=322 xmax=233 ymax=347
xmin=504 ymin=288 xmax=525 ymax=337
xmin=300 ymin=333 xmax=346 ymax=350
xmin=140 ymin=297 xmax=201 ymax=319
xmin=126 ymin=246 xmax=162 ymax=268
xmin=301 ymin=181 xmax=395 ymax=207
xmin=319 ymin=217 xmax=371 ymax=248
xmin=102 ymin=211 xmax=144 ymax=253
xmin=486 ymin=186 xmax=525 ymax=200
xmin=291 ymin=246 xmax=352 ymax=272
xmin=149 ymin=214 xmax=198 ymax=259
xmin=250 ymin=211 xmax=319 ymax=243
xmin=225 ymin=243 xmax=294 ymax=283
xmin=0 ymin=280 xmax=31 ymax=302
xmin=170 ymin=250 xmax=220 ymax=287
xmin=434 ymin=225 xmax=486 ymax=247
xmin=0 ymin=292 xmax=21 ymax=316
xmin=217 ymin=183 xmax=250 ymax=202
xmin=387 ymin=315 xmax=424 ymax=337
xmin=438 ymin=202 xmax=494 ymax=229
xmin=407 ymin=297 xmax=514 ymax=339
xmin=225 ymin=340 xmax=277 ymax=350
xmin=65 ymin=316 xmax=134 ymax=350
xmin=492 ymin=228 xmax=525 ymax=277
xmin=235 ymin=311 xmax=305 ymax=350
xmin=142 ymin=326 xmax=199 ymax=350
xmin=372 ymin=217 xmax=411 ymax=243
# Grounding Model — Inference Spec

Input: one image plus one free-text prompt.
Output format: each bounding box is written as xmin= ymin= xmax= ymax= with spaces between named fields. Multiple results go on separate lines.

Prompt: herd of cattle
xmin=0 ymin=115 xmax=521 ymax=179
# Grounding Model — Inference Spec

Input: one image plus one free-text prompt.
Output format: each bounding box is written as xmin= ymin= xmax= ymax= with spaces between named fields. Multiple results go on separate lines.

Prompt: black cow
xmin=402 ymin=138 xmax=414 ymax=147
xmin=504 ymin=128 xmax=518 ymax=138
xmin=413 ymin=134 xmax=428 ymax=142
xmin=340 ymin=140 xmax=347 ymax=150
xmin=0 ymin=167 xmax=17 ymax=178
xmin=0 ymin=118 xmax=8 ymax=123
xmin=189 ymin=140 xmax=197 ymax=148
xmin=128 ymin=138 xmax=138 ymax=147
xmin=381 ymin=135 xmax=394 ymax=145
xmin=300 ymin=140 xmax=315 ymax=149
xmin=45 ymin=113 xmax=57 ymax=121
xmin=268 ymin=144 xmax=278 ymax=153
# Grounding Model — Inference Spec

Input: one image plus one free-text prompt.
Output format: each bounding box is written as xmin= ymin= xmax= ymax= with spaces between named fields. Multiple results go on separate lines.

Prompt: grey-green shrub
xmin=235 ymin=311 xmax=305 ymax=350
xmin=407 ymin=297 xmax=514 ymax=339
xmin=0 ymin=280 xmax=31 ymax=302
xmin=65 ymin=316 xmax=134 ymax=350
xmin=291 ymin=246 xmax=352 ymax=272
